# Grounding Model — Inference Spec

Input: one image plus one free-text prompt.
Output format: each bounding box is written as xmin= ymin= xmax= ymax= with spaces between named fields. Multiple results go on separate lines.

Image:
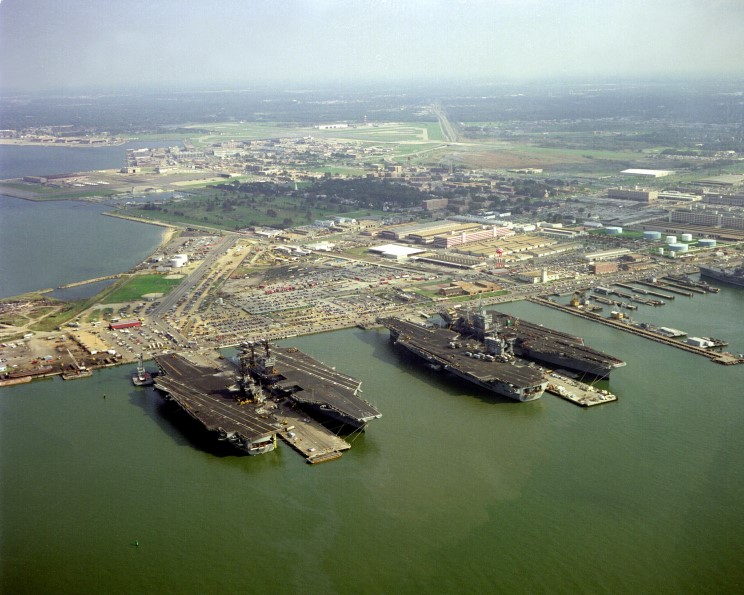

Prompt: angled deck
xmin=270 ymin=347 xmax=382 ymax=425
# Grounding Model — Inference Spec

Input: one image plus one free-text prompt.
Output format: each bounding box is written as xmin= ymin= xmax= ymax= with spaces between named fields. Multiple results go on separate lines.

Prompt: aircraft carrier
xmin=153 ymin=353 xmax=279 ymax=455
xmin=380 ymin=317 xmax=547 ymax=402
xmin=239 ymin=340 xmax=382 ymax=429
xmin=441 ymin=308 xmax=626 ymax=379
xmin=153 ymin=344 xmax=381 ymax=460
xmin=699 ymin=262 xmax=744 ymax=288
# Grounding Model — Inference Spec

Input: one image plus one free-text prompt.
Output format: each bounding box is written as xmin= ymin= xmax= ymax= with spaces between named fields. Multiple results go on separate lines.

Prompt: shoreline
xmin=0 ymin=139 xmax=128 ymax=148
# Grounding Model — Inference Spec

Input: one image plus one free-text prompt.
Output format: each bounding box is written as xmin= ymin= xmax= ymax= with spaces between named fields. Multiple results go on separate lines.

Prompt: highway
xmin=432 ymin=104 xmax=460 ymax=143
xmin=148 ymin=234 xmax=239 ymax=345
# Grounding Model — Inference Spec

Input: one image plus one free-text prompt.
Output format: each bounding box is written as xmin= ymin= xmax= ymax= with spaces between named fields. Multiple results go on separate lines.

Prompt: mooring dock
xmin=546 ymin=373 xmax=617 ymax=407
xmin=530 ymin=297 xmax=743 ymax=365
xmin=273 ymin=403 xmax=351 ymax=464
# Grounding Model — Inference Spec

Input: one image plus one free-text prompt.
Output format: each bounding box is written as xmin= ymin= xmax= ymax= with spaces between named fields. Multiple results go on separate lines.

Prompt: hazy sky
xmin=1 ymin=0 xmax=743 ymax=92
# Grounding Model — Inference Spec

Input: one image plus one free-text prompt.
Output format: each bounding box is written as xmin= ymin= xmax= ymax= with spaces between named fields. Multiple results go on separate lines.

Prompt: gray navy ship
xmin=440 ymin=307 xmax=626 ymax=379
xmin=380 ymin=317 xmax=547 ymax=402
xmin=699 ymin=262 xmax=744 ymax=288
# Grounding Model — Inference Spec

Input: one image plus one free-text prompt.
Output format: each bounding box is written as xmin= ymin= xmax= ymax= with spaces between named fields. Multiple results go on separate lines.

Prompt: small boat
xmin=132 ymin=354 xmax=154 ymax=386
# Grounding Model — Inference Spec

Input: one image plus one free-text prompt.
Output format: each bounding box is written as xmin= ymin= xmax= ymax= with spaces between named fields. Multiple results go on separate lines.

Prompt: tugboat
xmin=132 ymin=354 xmax=154 ymax=386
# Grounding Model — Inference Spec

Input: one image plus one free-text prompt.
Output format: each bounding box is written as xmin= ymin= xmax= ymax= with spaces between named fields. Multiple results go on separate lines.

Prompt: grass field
xmin=101 ymin=275 xmax=182 ymax=304
xmin=29 ymin=301 xmax=89 ymax=332
xmin=124 ymin=188 xmax=386 ymax=230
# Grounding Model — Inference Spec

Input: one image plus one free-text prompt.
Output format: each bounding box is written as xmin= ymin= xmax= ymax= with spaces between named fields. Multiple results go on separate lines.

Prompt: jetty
xmin=546 ymin=373 xmax=617 ymax=407
xmin=530 ymin=297 xmax=743 ymax=366
xmin=634 ymin=280 xmax=692 ymax=297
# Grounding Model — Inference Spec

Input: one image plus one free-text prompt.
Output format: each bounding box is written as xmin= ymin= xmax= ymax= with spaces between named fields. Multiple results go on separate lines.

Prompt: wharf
xmin=626 ymin=282 xmax=675 ymax=300
xmin=614 ymin=283 xmax=665 ymax=305
xmin=530 ymin=297 xmax=743 ymax=366
xmin=634 ymin=280 xmax=692 ymax=297
xmin=546 ymin=373 xmax=617 ymax=407
xmin=591 ymin=295 xmax=637 ymax=310
xmin=273 ymin=403 xmax=351 ymax=464
xmin=661 ymin=279 xmax=708 ymax=294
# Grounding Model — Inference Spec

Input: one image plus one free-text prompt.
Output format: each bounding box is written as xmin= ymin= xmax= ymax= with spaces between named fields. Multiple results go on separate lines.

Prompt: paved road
xmin=432 ymin=104 xmax=459 ymax=143
xmin=148 ymin=234 xmax=239 ymax=345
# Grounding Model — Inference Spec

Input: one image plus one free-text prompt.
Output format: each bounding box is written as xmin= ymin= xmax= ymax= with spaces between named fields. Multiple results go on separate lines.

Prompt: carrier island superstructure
xmin=441 ymin=308 xmax=626 ymax=379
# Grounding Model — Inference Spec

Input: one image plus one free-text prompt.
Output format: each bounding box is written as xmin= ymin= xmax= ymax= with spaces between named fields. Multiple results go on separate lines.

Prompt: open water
xmin=0 ymin=195 xmax=166 ymax=299
xmin=0 ymin=142 xmax=171 ymax=299
xmin=2 ymin=146 xmax=744 ymax=593
xmin=2 ymin=287 xmax=744 ymax=593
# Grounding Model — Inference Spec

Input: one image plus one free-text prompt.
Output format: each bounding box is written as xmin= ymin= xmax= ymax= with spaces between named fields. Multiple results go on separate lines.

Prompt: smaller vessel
xmin=132 ymin=354 xmax=154 ymax=386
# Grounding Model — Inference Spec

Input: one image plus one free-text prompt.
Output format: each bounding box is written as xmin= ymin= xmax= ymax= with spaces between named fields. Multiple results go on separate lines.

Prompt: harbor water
xmin=2 ymin=289 xmax=744 ymax=593
xmin=0 ymin=195 xmax=166 ymax=299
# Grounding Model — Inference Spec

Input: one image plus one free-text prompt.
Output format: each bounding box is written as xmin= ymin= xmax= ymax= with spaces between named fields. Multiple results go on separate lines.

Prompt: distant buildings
xmin=621 ymin=169 xmax=673 ymax=178
xmin=607 ymin=187 xmax=658 ymax=203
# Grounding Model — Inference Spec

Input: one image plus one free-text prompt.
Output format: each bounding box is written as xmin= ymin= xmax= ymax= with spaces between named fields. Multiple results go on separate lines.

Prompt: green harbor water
xmin=2 ymin=287 xmax=744 ymax=593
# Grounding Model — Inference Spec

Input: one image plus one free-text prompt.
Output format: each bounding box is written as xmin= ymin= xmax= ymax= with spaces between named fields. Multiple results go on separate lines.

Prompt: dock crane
xmin=66 ymin=348 xmax=87 ymax=373
xmin=62 ymin=348 xmax=91 ymax=379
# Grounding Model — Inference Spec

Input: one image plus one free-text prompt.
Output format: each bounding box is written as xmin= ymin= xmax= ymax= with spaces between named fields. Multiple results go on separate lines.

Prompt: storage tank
xmin=658 ymin=248 xmax=665 ymax=256
xmin=680 ymin=233 xmax=693 ymax=242
xmin=665 ymin=235 xmax=677 ymax=244
xmin=698 ymin=239 xmax=717 ymax=248
xmin=668 ymin=243 xmax=688 ymax=253
xmin=169 ymin=254 xmax=188 ymax=268
xmin=643 ymin=231 xmax=662 ymax=240
xmin=605 ymin=226 xmax=622 ymax=235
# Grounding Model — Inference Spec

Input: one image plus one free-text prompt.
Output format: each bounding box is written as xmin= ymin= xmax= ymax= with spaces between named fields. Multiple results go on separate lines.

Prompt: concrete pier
xmin=274 ymin=403 xmax=351 ymax=464
xmin=546 ymin=373 xmax=617 ymax=407
xmin=530 ymin=297 xmax=743 ymax=366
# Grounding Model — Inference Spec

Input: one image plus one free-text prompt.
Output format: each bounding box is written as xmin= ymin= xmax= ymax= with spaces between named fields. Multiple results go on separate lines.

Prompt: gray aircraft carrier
xmin=153 ymin=353 xmax=279 ymax=455
xmin=240 ymin=341 xmax=382 ymax=429
xmin=380 ymin=317 xmax=547 ymax=402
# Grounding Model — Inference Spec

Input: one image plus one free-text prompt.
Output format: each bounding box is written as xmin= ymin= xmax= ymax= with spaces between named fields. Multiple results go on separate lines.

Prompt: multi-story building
xmin=607 ymin=187 xmax=659 ymax=202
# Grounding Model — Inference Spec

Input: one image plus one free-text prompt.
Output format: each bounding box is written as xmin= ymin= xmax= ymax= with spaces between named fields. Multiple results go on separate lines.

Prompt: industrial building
xmin=621 ymin=169 xmax=673 ymax=178
xmin=433 ymin=226 xmax=514 ymax=249
xmin=110 ymin=319 xmax=142 ymax=330
xmin=368 ymin=244 xmax=426 ymax=261
xmin=607 ymin=188 xmax=659 ymax=203
xmin=514 ymin=269 xmax=561 ymax=284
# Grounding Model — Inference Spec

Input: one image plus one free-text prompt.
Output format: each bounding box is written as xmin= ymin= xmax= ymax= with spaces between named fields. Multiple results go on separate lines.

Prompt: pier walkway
xmin=273 ymin=403 xmax=351 ymax=464
xmin=546 ymin=373 xmax=617 ymax=407
xmin=530 ymin=298 xmax=743 ymax=366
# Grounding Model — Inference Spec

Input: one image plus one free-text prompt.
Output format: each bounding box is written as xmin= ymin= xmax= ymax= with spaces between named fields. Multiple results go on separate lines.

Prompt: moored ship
xmin=380 ymin=317 xmax=547 ymax=402
xmin=131 ymin=354 xmax=154 ymax=386
xmin=699 ymin=262 xmax=744 ymax=288
xmin=441 ymin=308 xmax=626 ymax=379
xmin=239 ymin=340 xmax=381 ymax=429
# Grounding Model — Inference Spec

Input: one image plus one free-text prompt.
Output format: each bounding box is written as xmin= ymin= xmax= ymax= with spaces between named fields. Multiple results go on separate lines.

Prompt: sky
xmin=1 ymin=0 xmax=743 ymax=93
